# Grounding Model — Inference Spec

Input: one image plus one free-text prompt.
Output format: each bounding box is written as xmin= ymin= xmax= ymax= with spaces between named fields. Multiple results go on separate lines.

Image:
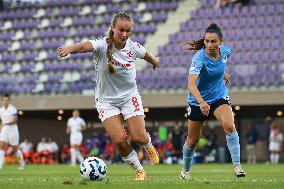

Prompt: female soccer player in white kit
xmin=0 ymin=94 xmax=25 ymax=169
xmin=269 ymin=123 xmax=283 ymax=164
xmin=66 ymin=110 xmax=86 ymax=166
xmin=57 ymin=12 xmax=160 ymax=180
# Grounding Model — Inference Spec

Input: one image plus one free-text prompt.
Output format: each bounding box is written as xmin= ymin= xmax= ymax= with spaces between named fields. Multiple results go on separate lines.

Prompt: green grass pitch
xmin=0 ymin=164 xmax=284 ymax=189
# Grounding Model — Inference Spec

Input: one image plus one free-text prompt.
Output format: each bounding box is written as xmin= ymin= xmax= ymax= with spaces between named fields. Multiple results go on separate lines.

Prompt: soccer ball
xmin=80 ymin=157 xmax=107 ymax=181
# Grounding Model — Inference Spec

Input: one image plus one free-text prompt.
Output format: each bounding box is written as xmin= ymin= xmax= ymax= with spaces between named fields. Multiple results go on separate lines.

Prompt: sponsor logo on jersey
xmin=111 ymin=59 xmax=133 ymax=68
xmin=190 ymin=66 xmax=196 ymax=71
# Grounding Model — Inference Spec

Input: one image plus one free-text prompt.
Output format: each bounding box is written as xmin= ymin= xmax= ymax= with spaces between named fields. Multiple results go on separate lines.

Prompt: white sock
xmin=76 ymin=149 xmax=84 ymax=163
xmin=70 ymin=148 xmax=76 ymax=165
xmin=16 ymin=149 xmax=24 ymax=166
xmin=270 ymin=154 xmax=276 ymax=164
xmin=142 ymin=132 xmax=151 ymax=148
xmin=0 ymin=150 xmax=4 ymax=168
xmin=275 ymin=154 xmax=279 ymax=164
xmin=121 ymin=150 xmax=143 ymax=171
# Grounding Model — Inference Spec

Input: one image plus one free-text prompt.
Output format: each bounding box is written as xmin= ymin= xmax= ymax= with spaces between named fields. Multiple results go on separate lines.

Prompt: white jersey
xmin=46 ymin=142 xmax=59 ymax=153
xmin=67 ymin=117 xmax=86 ymax=135
xmin=89 ymin=37 xmax=147 ymax=104
xmin=19 ymin=142 xmax=33 ymax=153
xmin=37 ymin=142 xmax=49 ymax=152
xmin=0 ymin=104 xmax=18 ymax=130
xmin=0 ymin=105 xmax=19 ymax=145
xmin=269 ymin=130 xmax=283 ymax=151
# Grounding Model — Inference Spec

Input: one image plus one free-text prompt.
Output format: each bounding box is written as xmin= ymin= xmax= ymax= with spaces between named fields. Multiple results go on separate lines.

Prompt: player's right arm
xmin=57 ymin=41 xmax=94 ymax=58
xmin=188 ymin=75 xmax=210 ymax=116
xmin=66 ymin=127 xmax=70 ymax=135
xmin=79 ymin=119 xmax=87 ymax=132
xmin=66 ymin=119 xmax=71 ymax=135
xmin=188 ymin=54 xmax=210 ymax=116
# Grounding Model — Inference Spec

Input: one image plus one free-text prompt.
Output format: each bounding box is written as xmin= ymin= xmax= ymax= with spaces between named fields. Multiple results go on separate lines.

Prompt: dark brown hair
xmin=106 ymin=12 xmax=133 ymax=74
xmin=186 ymin=23 xmax=223 ymax=51
xmin=2 ymin=94 xmax=10 ymax=99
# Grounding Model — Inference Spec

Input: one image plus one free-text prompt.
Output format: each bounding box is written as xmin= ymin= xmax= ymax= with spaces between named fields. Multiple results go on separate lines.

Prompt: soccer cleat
xmin=234 ymin=165 xmax=246 ymax=177
xmin=135 ymin=170 xmax=146 ymax=181
xmin=145 ymin=144 xmax=159 ymax=164
xmin=18 ymin=161 xmax=25 ymax=170
xmin=180 ymin=169 xmax=191 ymax=180
xmin=18 ymin=166 xmax=24 ymax=170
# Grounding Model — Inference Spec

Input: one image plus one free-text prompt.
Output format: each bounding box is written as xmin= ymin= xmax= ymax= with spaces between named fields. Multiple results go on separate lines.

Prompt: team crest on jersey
xmin=127 ymin=51 xmax=134 ymax=58
xmin=222 ymin=56 xmax=228 ymax=64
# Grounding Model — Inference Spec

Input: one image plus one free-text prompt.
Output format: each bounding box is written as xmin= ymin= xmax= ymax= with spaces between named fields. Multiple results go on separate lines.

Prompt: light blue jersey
xmin=187 ymin=44 xmax=232 ymax=106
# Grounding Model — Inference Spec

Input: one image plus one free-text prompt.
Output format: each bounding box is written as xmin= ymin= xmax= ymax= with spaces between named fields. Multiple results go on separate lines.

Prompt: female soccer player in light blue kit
xmin=180 ymin=23 xmax=246 ymax=180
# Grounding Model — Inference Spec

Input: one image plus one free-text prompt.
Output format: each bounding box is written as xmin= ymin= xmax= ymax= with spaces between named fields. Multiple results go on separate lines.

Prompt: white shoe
xmin=18 ymin=164 xmax=25 ymax=170
xmin=234 ymin=165 xmax=246 ymax=177
xmin=180 ymin=168 xmax=191 ymax=180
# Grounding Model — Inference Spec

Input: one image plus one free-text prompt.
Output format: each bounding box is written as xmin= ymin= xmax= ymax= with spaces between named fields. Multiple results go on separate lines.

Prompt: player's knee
xmin=112 ymin=135 xmax=127 ymax=147
xmin=223 ymin=121 xmax=235 ymax=133
xmin=187 ymin=138 xmax=199 ymax=148
xmin=0 ymin=142 xmax=6 ymax=149
xmin=12 ymin=148 xmax=18 ymax=154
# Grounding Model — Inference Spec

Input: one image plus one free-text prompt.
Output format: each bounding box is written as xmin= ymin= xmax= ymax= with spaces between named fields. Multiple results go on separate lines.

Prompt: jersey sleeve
xmin=89 ymin=38 xmax=106 ymax=52
xmin=221 ymin=44 xmax=232 ymax=58
xmin=81 ymin=119 xmax=86 ymax=127
xmin=11 ymin=106 xmax=18 ymax=117
xmin=279 ymin=134 xmax=283 ymax=142
xmin=189 ymin=53 xmax=203 ymax=75
xmin=132 ymin=42 xmax=147 ymax=59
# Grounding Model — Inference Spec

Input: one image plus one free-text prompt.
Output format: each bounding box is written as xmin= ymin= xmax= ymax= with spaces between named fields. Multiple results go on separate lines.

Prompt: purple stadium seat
xmin=1 ymin=0 xmax=283 ymax=94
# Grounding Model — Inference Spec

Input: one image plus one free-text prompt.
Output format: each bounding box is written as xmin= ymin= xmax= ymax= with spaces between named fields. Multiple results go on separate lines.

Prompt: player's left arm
xmin=141 ymin=52 xmax=160 ymax=70
xmin=80 ymin=120 xmax=87 ymax=132
xmin=223 ymin=45 xmax=232 ymax=85
xmin=279 ymin=134 xmax=283 ymax=149
xmin=224 ymin=72 xmax=230 ymax=85
xmin=80 ymin=126 xmax=87 ymax=132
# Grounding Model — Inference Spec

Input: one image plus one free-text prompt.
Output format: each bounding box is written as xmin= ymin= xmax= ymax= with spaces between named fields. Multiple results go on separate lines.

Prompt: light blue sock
xmin=226 ymin=131 xmax=240 ymax=166
xmin=183 ymin=143 xmax=194 ymax=172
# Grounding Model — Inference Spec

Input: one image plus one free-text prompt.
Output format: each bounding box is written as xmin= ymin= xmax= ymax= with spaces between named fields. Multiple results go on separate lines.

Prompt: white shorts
xmin=269 ymin=142 xmax=281 ymax=151
xmin=96 ymin=92 xmax=145 ymax=122
xmin=0 ymin=126 xmax=19 ymax=146
xmin=70 ymin=133 xmax=83 ymax=146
